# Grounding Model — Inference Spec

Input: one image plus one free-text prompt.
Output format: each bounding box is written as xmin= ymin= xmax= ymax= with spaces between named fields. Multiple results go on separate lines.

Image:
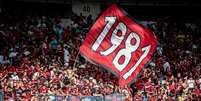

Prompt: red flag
xmin=80 ymin=4 xmax=157 ymax=86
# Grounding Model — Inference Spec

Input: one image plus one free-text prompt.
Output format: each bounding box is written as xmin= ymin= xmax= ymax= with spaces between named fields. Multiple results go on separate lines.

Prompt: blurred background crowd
xmin=0 ymin=1 xmax=201 ymax=100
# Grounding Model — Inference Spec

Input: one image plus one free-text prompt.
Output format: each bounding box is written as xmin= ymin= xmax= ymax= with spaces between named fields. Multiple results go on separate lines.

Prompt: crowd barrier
xmin=33 ymin=93 xmax=125 ymax=101
xmin=0 ymin=91 xmax=125 ymax=101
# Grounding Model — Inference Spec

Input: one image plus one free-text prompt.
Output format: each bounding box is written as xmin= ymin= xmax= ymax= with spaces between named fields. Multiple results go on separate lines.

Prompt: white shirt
xmin=33 ymin=72 xmax=39 ymax=80
xmin=192 ymin=44 xmax=197 ymax=49
xmin=64 ymin=48 xmax=70 ymax=63
xmin=187 ymin=79 xmax=195 ymax=88
xmin=24 ymin=51 xmax=31 ymax=56
xmin=163 ymin=62 xmax=170 ymax=72
xmin=79 ymin=64 xmax=86 ymax=69
xmin=149 ymin=62 xmax=156 ymax=67
xmin=11 ymin=74 xmax=19 ymax=81
xmin=9 ymin=52 xmax=18 ymax=58
xmin=157 ymin=47 xmax=163 ymax=56
xmin=199 ymin=78 xmax=201 ymax=90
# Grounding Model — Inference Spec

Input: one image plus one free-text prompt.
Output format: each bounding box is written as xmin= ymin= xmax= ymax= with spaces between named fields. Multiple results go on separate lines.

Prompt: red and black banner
xmin=80 ymin=4 xmax=157 ymax=86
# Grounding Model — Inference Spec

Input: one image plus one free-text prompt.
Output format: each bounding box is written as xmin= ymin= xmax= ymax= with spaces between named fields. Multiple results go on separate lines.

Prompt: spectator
xmin=0 ymin=14 xmax=200 ymax=101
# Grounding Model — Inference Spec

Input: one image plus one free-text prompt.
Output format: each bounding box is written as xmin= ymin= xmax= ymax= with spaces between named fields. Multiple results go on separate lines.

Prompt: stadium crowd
xmin=0 ymin=13 xmax=201 ymax=101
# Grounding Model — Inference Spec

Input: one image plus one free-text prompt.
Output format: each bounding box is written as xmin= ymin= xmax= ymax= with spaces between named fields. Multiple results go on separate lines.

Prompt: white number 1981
xmin=92 ymin=17 xmax=151 ymax=80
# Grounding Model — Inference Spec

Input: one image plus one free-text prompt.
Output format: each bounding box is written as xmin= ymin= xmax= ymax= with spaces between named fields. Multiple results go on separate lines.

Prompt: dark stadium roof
xmin=4 ymin=0 xmax=201 ymax=6
xmin=1 ymin=0 xmax=201 ymax=17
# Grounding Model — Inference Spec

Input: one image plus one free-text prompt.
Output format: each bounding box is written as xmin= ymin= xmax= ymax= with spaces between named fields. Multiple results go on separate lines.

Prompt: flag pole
xmin=73 ymin=50 xmax=80 ymax=69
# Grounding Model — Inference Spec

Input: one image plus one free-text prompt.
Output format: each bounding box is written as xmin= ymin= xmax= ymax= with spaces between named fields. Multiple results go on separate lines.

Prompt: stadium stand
xmin=0 ymin=0 xmax=201 ymax=100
